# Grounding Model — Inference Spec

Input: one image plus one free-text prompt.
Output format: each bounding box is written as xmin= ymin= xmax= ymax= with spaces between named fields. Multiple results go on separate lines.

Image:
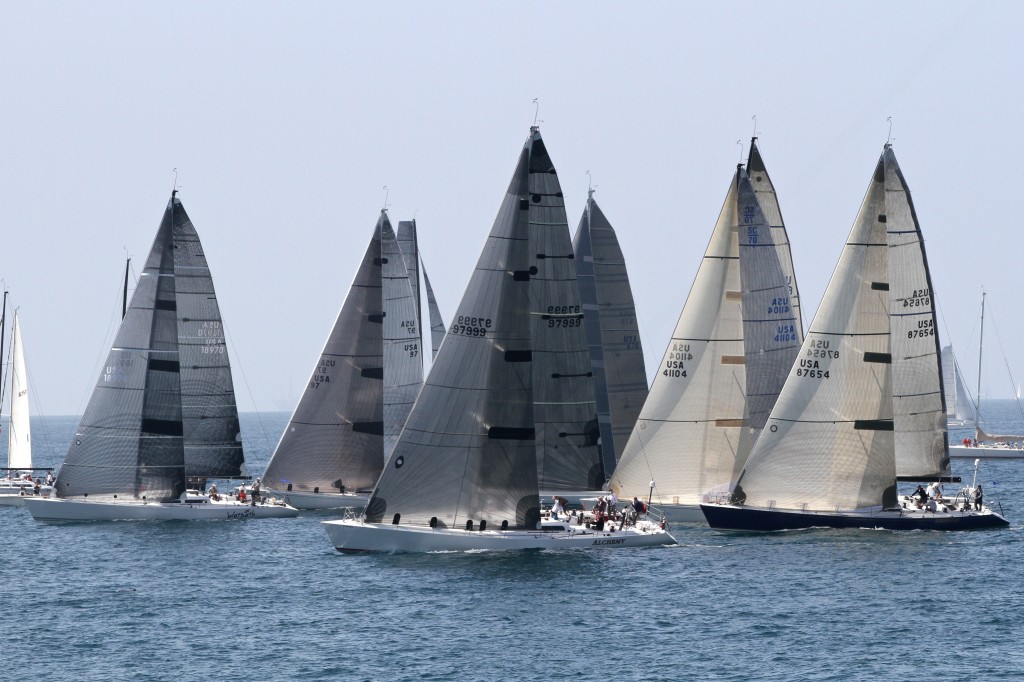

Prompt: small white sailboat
xmin=701 ymin=144 xmax=1008 ymax=531
xmin=0 ymin=306 xmax=52 ymax=505
xmin=572 ymin=188 xmax=649 ymax=476
xmin=261 ymin=211 xmax=424 ymax=510
xmin=948 ymin=293 xmax=1024 ymax=459
xmin=323 ymin=127 xmax=675 ymax=552
xmin=609 ymin=139 xmax=804 ymax=523
xmin=25 ymin=191 xmax=298 ymax=522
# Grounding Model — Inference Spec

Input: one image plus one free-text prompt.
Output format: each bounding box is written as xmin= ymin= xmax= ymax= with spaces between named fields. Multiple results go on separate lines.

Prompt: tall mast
xmin=975 ymin=290 xmax=986 ymax=429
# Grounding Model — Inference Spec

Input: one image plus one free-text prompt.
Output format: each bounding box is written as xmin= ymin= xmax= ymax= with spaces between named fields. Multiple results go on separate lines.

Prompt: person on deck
xmin=209 ymin=483 xmax=220 ymax=501
xmin=632 ymin=496 xmax=647 ymax=516
xmin=550 ymin=496 xmax=566 ymax=520
xmin=974 ymin=484 xmax=984 ymax=511
xmin=252 ymin=478 xmax=261 ymax=506
xmin=912 ymin=485 xmax=927 ymax=508
xmin=607 ymin=491 xmax=619 ymax=515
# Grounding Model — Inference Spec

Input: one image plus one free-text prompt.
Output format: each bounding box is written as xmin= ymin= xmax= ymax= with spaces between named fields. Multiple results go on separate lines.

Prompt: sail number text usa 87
xmin=450 ymin=316 xmax=492 ymax=337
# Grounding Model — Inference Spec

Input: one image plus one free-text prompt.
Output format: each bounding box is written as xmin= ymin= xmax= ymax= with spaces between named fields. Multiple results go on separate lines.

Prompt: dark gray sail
xmin=422 ymin=265 xmax=446 ymax=360
xmin=174 ymin=201 xmax=244 ymax=478
xmin=263 ymin=212 xmax=419 ymax=494
xmin=397 ymin=219 xmax=447 ymax=362
xmin=55 ymin=195 xmax=189 ymax=501
xmin=528 ymin=136 xmax=603 ymax=492
xmin=572 ymin=192 xmax=648 ymax=472
xmin=364 ymin=131 xmax=546 ymax=529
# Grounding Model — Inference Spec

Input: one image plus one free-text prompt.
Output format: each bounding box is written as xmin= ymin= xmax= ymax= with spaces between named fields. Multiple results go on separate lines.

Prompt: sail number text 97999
xmin=450 ymin=316 xmax=492 ymax=337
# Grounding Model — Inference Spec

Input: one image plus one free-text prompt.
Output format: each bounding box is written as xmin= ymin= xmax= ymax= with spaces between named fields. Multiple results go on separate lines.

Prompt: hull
xmin=322 ymin=518 xmax=676 ymax=553
xmin=0 ymin=494 xmax=30 ymax=507
xmin=949 ymin=445 xmax=1024 ymax=460
xmin=24 ymin=497 xmax=299 ymax=522
xmin=270 ymin=489 xmax=369 ymax=511
xmin=700 ymin=503 xmax=1009 ymax=532
xmin=657 ymin=503 xmax=708 ymax=525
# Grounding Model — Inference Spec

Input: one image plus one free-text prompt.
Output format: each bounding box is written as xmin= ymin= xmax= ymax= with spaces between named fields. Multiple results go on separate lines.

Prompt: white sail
xmin=611 ymin=166 xmax=803 ymax=508
xmin=732 ymin=145 xmax=943 ymax=512
xmin=941 ymin=346 xmax=976 ymax=425
xmin=6 ymin=312 xmax=31 ymax=470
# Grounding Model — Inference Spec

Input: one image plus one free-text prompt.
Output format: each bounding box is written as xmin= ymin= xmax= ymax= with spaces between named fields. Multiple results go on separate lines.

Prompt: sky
xmin=2 ymin=1 xmax=1023 ymax=418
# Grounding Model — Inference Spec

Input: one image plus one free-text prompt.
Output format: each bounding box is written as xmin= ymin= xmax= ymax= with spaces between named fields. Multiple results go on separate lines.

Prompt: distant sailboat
xmin=941 ymin=345 xmax=975 ymax=427
xmin=949 ymin=292 xmax=1024 ymax=459
xmin=0 ymin=306 xmax=47 ymax=504
xmin=262 ymin=211 xmax=422 ymax=509
xmin=25 ymin=192 xmax=298 ymax=521
xmin=323 ymin=128 xmax=675 ymax=552
xmin=572 ymin=189 xmax=648 ymax=474
xmin=701 ymin=145 xmax=1007 ymax=531
xmin=610 ymin=139 xmax=804 ymax=523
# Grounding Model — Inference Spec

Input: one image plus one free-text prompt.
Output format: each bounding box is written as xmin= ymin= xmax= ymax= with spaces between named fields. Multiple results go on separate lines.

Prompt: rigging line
xmin=382 ymin=185 xmax=389 ymax=212
xmin=983 ymin=299 xmax=1024 ymax=425
xmin=532 ymin=98 xmax=540 ymax=127
xmin=222 ymin=322 xmax=272 ymax=473
xmin=737 ymin=139 xmax=744 ymax=164
xmin=752 ymin=114 xmax=758 ymax=139
xmin=886 ymin=116 xmax=894 ymax=145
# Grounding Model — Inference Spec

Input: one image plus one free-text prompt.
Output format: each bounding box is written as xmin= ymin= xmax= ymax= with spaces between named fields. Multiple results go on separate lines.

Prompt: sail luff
xmin=7 ymin=312 xmax=31 ymax=470
xmin=572 ymin=195 xmax=649 ymax=473
xmin=364 ymin=134 xmax=540 ymax=529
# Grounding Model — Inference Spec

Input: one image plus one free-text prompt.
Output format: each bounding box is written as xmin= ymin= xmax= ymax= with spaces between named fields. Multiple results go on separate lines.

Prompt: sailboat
xmin=261 ymin=211 xmax=423 ymax=509
xmin=948 ymin=293 xmax=1024 ymax=459
xmin=0 ymin=306 xmax=50 ymax=504
xmin=609 ymin=139 xmax=804 ymax=523
xmin=941 ymin=345 xmax=976 ymax=427
xmin=323 ymin=127 xmax=676 ymax=552
xmin=701 ymin=144 xmax=1008 ymax=531
xmin=572 ymin=189 xmax=649 ymax=475
xmin=25 ymin=191 xmax=298 ymax=521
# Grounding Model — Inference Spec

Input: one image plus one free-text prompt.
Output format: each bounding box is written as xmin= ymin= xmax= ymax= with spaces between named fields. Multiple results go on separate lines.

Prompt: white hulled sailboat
xmin=323 ymin=128 xmax=675 ymax=551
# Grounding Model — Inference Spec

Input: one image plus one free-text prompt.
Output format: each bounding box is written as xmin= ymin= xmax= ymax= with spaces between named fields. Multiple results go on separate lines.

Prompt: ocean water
xmin=3 ymin=404 xmax=1024 ymax=681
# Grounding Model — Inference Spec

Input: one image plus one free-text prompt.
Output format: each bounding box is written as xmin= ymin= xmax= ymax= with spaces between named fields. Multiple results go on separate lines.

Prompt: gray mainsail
xmin=528 ymin=136 xmax=602 ymax=492
xmin=263 ymin=212 xmax=418 ymax=494
xmin=397 ymin=219 xmax=447 ymax=362
xmin=732 ymin=145 xmax=940 ymax=511
xmin=423 ymin=266 xmax=445 ymax=360
xmin=572 ymin=192 xmax=648 ymax=473
xmin=610 ymin=166 xmax=803 ymax=507
xmin=366 ymin=128 xmax=575 ymax=528
xmin=55 ymin=194 xmax=189 ymax=501
xmin=175 ymin=200 xmax=244 ymax=478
